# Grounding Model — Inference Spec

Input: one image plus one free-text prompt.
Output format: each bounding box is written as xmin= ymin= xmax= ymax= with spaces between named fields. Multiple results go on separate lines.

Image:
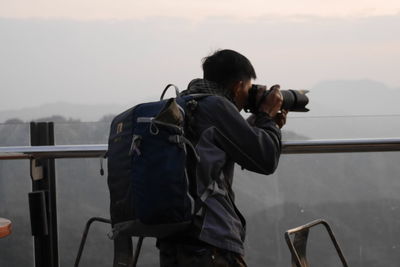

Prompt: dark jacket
xmin=182 ymin=82 xmax=282 ymax=255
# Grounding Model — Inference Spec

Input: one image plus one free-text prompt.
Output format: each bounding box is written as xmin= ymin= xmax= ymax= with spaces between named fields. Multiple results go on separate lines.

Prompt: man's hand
xmin=257 ymin=84 xmax=288 ymax=128
xmin=258 ymin=85 xmax=283 ymax=117
xmin=274 ymin=109 xmax=288 ymax=128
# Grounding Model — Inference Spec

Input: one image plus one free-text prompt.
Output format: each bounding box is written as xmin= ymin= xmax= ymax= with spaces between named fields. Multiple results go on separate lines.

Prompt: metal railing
xmin=1 ymin=138 xmax=400 ymax=160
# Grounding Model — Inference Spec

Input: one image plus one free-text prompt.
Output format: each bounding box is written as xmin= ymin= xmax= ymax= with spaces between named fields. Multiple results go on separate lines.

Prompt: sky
xmin=1 ymin=0 xmax=400 ymax=112
xmin=1 ymin=0 xmax=400 ymax=19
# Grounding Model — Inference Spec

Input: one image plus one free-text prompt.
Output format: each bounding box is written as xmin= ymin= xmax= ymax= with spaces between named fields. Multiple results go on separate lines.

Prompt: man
xmin=158 ymin=49 xmax=287 ymax=266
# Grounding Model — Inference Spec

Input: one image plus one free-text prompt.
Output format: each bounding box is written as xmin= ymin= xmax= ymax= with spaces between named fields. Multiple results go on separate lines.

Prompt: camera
xmin=244 ymin=84 xmax=309 ymax=114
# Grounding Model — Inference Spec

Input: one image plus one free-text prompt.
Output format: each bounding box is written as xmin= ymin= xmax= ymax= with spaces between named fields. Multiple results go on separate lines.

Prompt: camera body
xmin=244 ymin=84 xmax=309 ymax=114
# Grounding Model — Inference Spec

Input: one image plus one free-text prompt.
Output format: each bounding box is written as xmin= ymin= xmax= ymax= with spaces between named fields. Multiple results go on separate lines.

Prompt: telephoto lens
xmin=244 ymin=84 xmax=309 ymax=114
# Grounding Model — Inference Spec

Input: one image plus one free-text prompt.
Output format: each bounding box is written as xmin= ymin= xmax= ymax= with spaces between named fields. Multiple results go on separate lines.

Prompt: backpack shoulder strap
xmin=160 ymin=84 xmax=180 ymax=100
xmin=184 ymin=93 xmax=213 ymax=99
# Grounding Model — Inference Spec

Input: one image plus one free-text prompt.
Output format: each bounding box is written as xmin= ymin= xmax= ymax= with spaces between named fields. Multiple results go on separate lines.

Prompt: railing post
xmin=29 ymin=122 xmax=59 ymax=267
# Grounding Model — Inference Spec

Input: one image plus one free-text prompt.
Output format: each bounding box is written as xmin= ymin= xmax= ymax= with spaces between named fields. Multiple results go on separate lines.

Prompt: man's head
xmin=202 ymin=49 xmax=256 ymax=110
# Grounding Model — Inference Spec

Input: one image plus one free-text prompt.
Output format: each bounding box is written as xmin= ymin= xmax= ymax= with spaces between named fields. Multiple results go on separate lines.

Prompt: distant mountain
xmin=1 ymin=79 xmax=399 ymax=124
xmin=308 ymin=79 xmax=400 ymax=116
xmin=1 ymin=79 xmax=399 ymax=140
xmin=285 ymin=79 xmax=400 ymax=139
xmin=0 ymin=102 xmax=127 ymax=123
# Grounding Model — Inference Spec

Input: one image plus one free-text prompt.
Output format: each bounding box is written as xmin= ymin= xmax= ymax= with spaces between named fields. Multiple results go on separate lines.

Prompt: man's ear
xmin=231 ymin=81 xmax=243 ymax=97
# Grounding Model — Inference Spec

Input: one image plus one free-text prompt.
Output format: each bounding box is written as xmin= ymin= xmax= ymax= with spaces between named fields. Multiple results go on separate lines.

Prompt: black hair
xmin=202 ymin=49 xmax=257 ymax=89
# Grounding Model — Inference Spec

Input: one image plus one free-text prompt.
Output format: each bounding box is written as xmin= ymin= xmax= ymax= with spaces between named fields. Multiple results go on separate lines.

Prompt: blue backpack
xmin=107 ymin=85 xmax=205 ymax=238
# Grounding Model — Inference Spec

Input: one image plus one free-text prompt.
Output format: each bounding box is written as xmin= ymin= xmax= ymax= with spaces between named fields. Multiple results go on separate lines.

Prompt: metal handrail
xmin=0 ymin=144 xmax=107 ymax=160
xmin=0 ymin=138 xmax=400 ymax=160
xmin=283 ymin=138 xmax=400 ymax=154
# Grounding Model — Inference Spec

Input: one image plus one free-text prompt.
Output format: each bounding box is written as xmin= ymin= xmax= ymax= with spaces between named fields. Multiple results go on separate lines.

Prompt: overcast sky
xmin=1 ymin=0 xmax=399 ymax=111
xmin=2 ymin=0 xmax=400 ymax=19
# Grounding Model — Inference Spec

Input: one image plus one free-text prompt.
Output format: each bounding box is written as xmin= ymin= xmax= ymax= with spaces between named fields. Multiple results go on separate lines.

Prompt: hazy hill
xmin=286 ymin=79 xmax=400 ymax=139
xmin=0 ymin=102 xmax=126 ymax=123
xmin=308 ymin=79 xmax=400 ymax=116
xmin=1 ymin=79 xmax=400 ymax=125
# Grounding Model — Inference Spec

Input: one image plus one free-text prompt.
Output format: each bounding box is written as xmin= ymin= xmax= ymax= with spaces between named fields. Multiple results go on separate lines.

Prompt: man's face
xmin=233 ymin=79 xmax=252 ymax=111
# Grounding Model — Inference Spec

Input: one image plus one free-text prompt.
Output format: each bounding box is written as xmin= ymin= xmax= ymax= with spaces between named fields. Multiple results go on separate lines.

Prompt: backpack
xmin=107 ymin=84 xmax=205 ymax=238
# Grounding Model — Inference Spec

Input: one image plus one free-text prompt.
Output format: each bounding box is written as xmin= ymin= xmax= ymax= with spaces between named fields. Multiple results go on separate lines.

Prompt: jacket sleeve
xmin=200 ymin=96 xmax=282 ymax=175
